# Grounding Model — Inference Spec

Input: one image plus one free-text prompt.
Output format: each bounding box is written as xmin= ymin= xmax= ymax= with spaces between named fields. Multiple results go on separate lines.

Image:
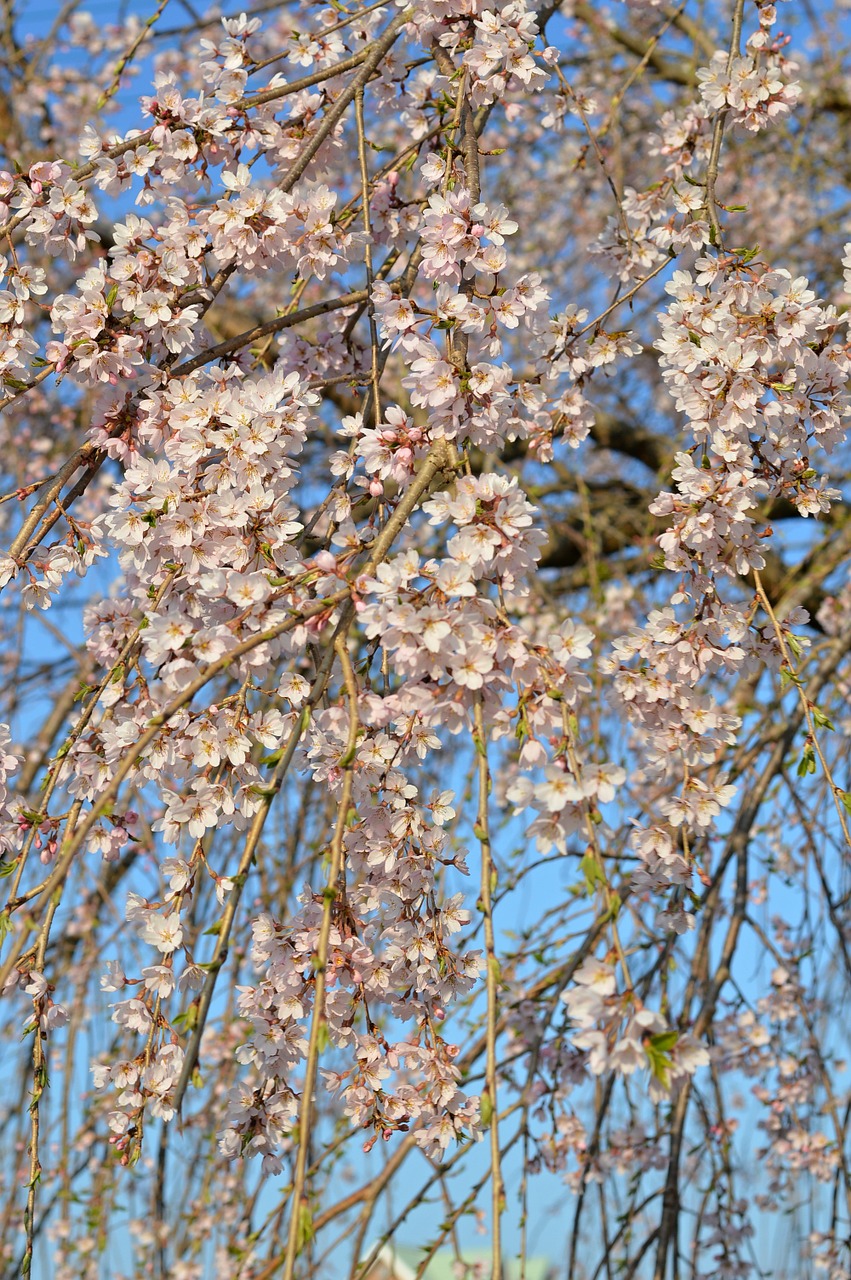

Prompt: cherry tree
xmin=1 ymin=0 xmax=851 ymax=1276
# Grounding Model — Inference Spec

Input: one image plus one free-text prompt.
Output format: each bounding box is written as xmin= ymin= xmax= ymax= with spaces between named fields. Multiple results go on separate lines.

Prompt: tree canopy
xmin=2 ymin=1 xmax=851 ymax=1277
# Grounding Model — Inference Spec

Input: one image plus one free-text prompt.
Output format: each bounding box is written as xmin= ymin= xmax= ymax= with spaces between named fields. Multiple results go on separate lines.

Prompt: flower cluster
xmin=561 ymin=957 xmax=708 ymax=1096
xmin=219 ymin=726 xmax=482 ymax=1168
xmin=198 ymin=170 xmax=350 ymax=278
xmin=355 ymin=475 xmax=545 ymax=713
xmin=408 ymin=0 xmax=548 ymax=107
xmin=372 ymin=181 xmax=548 ymax=449
xmin=50 ymin=363 xmax=320 ymax=872
xmin=697 ymin=11 xmax=801 ymax=135
xmin=603 ymin=257 xmax=849 ymax=915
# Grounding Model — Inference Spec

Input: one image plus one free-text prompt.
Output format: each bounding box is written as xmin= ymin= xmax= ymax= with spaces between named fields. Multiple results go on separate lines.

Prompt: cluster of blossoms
xmin=370 ymin=157 xmax=645 ymax=469
xmin=750 ymin=966 xmax=841 ymax=1191
xmin=73 ymin=159 xmax=567 ymax=1149
xmin=406 ymin=0 xmax=550 ymax=106
xmin=66 ymin=362 xmax=320 ymax=865
xmin=0 ymin=15 xmax=384 ymax=404
xmin=529 ymin=303 xmax=642 ymax=451
xmin=94 ymin=1007 xmax=189 ymax=1141
xmin=0 ymin=731 xmax=72 ymax=1041
xmin=696 ymin=5 xmax=801 ymax=134
xmin=561 ymin=958 xmax=708 ymax=1096
xmin=0 ymin=250 xmax=48 ymax=380
xmin=221 ymin=758 xmax=481 ymax=1166
xmin=372 ymin=172 xmax=549 ymax=451
xmin=590 ymin=3 xmax=799 ymax=283
xmin=503 ymin=619 xmax=626 ymax=853
xmin=494 ymin=949 xmax=709 ymax=1187
xmin=198 ymin=169 xmax=350 ymax=278
xmin=196 ymin=13 xmax=264 ymax=101
xmin=603 ymin=256 xmax=850 ymax=925
xmin=504 ymin=988 xmax=675 ymax=1187
xmin=0 ymin=728 xmax=20 ymax=856
xmin=356 ymin=476 xmax=544 ymax=700
xmin=41 ymin=175 xmax=348 ymax=396
xmin=0 ymin=160 xmax=99 ymax=263
xmin=195 ymin=9 xmax=382 ymax=103
xmin=711 ymin=958 xmax=842 ymax=1210
xmin=590 ymin=183 xmax=686 ymax=285
xmin=92 ymin=875 xmax=211 ymax=1140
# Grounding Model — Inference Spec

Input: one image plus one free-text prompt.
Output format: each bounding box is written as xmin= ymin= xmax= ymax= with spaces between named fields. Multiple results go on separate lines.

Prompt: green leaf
xmin=580 ymin=852 xmax=604 ymax=895
xmin=797 ymin=744 xmax=816 ymax=777
xmin=730 ymin=244 xmax=760 ymax=263
xmin=297 ymin=1203 xmax=314 ymax=1252
xmin=645 ymin=1031 xmax=679 ymax=1086
xmin=173 ymin=1005 xmax=199 ymax=1031
xmin=603 ymin=894 xmax=621 ymax=922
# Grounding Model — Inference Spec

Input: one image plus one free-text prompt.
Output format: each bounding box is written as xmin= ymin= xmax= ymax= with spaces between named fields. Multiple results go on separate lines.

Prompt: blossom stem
xmin=473 ymin=693 xmax=503 ymax=1280
xmin=281 ymin=638 xmax=357 ymax=1280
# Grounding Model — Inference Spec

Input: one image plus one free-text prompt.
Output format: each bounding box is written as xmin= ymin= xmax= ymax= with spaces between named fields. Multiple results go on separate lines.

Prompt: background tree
xmin=1 ymin=1 xmax=851 ymax=1277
